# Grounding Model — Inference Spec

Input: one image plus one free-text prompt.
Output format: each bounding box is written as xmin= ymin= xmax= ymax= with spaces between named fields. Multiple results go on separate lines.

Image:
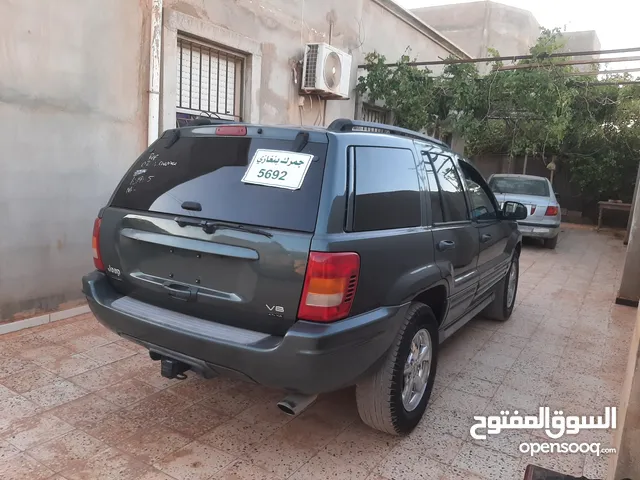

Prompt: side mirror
xmin=502 ymin=201 xmax=528 ymax=221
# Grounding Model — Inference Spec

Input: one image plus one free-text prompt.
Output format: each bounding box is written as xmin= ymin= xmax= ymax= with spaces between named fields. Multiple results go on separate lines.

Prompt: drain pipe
xmin=147 ymin=0 xmax=163 ymax=145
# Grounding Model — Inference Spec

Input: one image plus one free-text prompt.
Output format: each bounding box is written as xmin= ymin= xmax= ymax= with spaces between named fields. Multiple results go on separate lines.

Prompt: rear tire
xmin=483 ymin=253 xmax=519 ymax=322
xmin=355 ymin=303 xmax=438 ymax=435
xmin=543 ymin=235 xmax=558 ymax=249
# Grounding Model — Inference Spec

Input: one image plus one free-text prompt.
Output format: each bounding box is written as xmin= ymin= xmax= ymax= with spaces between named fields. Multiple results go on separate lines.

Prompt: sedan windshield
xmin=489 ymin=177 xmax=549 ymax=197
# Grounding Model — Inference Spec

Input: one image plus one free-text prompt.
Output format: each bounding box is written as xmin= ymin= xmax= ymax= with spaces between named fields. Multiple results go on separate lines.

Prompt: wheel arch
xmin=412 ymin=281 xmax=449 ymax=327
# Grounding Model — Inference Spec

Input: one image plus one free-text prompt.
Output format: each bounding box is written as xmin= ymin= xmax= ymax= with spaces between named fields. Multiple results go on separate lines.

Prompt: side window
xmin=353 ymin=147 xmax=421 ymax=232
xmin=460 ymin=162 xmax=498 ymax=221
xmin=423 ymin=156 xmax=444 ymax=224
xmin=430 ymin=154 xmax=469 ymax=222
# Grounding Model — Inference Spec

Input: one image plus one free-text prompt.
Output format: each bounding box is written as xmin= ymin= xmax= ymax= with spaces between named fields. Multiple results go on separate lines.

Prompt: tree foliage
xmin=357 ymin=29 xmax=640 ymax=202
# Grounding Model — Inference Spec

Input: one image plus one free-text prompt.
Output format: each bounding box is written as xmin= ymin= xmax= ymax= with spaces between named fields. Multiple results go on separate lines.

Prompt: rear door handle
xmin=437 ymin=240 xmax=456 ymax=252
xmin=481 ymin=234 xmax=492 ymax=243
xmin=163 ymin=282 xmax=195 ymax=302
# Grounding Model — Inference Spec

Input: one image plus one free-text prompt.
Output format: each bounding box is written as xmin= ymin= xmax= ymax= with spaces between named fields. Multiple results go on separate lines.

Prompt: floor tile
xmin=118 ymin=423 xmax=192 ymax=464
xmin=68 ymin=363 xmax=134 ymax=391
xmin=83 ymin=343 xmax=136 ymax=364
xmin=61 ymin=333 xmax=113 ymax=353
xmin=49 ymin=393 xmax=120 ymax=430
xmin=95 ymin=378 xmax=160 ymax=407
xmin=452 ymin=442 xmax=521 ymax=479
xmin=323 ymin=422 xmax=399 ymax=470
xmin=0 ymin=395 xmax=42 ymax=434
xmin=161 ymin=403 xmax=229 ymax=438
xmin=27 ymin=430 xmax=106 ymax=473
xmin=198 ymin=418 xmax=273 ymax=456
xmin=449 ymin=373 xmax=500 ymax=399
xmin=0 ymin=453 xmax=55 ymax=480
xmin=22 ymin=379 xmax=88 ymax=409
xmin=60 ymin=446 xmax=152 ymax=480
xmin=236 ymin=401 xmax=293 ymax=436
xmin=154 ymin=441 xmax=235 ymax=480
xmin=5 ymin=413 xmax=74 ymax=450
xmin=213 ymin=459 xmax=282 ymax=480
xmin=0 ymin=438 xmax=21 ymax=462
xmin=125 ymin=390 xmax=189 ymax=424
xmin=290 ymin=451 xmax=370 ymax=480
xmin=375 ymin=445 xmax=447 ymax=480
xmin=45 ymin=353 xmax=104 ymax=378
xmin=398 ymin=428 xmax=464 ymax=465
xmin=0 ymin=366 xmax=60 ymax=394
xmin=247 ymin=436 xmax=318 ymax=478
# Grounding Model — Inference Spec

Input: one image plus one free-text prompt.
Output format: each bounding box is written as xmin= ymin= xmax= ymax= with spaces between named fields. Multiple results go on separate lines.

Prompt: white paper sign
xmin=242 ymin=149 xmax=314 ymax=190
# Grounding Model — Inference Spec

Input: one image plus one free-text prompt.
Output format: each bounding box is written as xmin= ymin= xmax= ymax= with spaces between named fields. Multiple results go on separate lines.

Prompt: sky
xmin=395 ymin=0 xmax=639 ymax=52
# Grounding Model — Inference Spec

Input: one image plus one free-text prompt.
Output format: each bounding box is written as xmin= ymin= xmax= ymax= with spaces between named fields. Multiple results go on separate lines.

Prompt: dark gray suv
xmin=83 ymin=119 xmax=526 ymax=435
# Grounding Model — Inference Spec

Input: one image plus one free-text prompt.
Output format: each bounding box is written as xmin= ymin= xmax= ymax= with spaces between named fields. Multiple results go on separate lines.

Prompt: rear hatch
xmin=493 ymin=193 xmax=550 ymax=221
xmin=490 ymin=177 xmax=551 ymax=222
xmin=98 ymin=126 xmax=329 ymax=336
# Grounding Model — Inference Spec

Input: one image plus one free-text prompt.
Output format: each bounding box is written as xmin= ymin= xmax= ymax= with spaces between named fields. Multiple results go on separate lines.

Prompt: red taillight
xmin=297 ymin=252 xmax=360 ymax=322
xmin=545 ymin=206 xmax=559 ymax=216
xmin=215 ymin=125 xmax=247 ymax=136
xmin=530 ymin=206 xmax=536 ymax=214
xmin=92 ymin=218 xmax=105 ymax=271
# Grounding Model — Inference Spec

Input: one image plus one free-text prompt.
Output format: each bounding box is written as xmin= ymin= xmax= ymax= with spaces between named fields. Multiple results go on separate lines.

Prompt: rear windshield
xmin=489 ymin=177 xmax=549 ymax=197
xmin=110 ymin=134 xmax=328 ymax=232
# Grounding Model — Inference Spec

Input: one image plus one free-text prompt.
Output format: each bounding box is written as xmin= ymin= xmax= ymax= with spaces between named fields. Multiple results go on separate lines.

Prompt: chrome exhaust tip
xmin=277 ymin=394 xmax=318 ymax=416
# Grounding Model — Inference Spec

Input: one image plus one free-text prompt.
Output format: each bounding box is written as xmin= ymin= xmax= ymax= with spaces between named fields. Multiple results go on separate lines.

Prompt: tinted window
xmin=489 ymin=177 xmax=549 ymax=197
xmin=423 ymin=157 xmax=444 ymax=224
xmin=110 ymin=134 xmax=327 ymax=232
xmin=353 ymin=147 xmax=421 ymax=232
xmin=430 ymin=154 xmax=469 ymax=222
xmin=460 ymin=166 xmax=498 ymax=221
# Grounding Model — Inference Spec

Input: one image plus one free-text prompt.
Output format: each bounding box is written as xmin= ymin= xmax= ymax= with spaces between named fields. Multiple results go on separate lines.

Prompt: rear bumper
xmin=517 ymin=221 xmax=560 ymax=239
xmin=82 ymin=271 xmax=408 ymax=395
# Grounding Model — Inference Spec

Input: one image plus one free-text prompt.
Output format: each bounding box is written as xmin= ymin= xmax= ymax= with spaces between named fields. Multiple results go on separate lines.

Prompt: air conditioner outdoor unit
xmin=301 ymin=43 xmax=352 ymax=99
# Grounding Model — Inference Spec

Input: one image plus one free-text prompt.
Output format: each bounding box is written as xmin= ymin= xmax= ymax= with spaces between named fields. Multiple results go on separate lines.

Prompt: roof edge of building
xmin=371 ymin=0 xmax=473 ymax=59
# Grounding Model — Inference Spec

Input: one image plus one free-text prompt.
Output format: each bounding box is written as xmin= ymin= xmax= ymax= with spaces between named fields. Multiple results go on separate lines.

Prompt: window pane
xmin=424 ymin=159 xmax=444 ymax=224
xmin=463 ymin=176 xmax=497 ymax=221
xmin=489 ymin=176 xmax=549 ymax=196
xmin=430 ymin=155 xmax=469 ymax=222
xmin=354 ymin=147 xmax=421 ymax=232
xmin=110 ymin=135 xmax=327 ymax=233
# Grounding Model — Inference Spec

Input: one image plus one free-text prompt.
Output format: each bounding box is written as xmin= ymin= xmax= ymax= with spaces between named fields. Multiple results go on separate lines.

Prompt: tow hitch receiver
xmin=160 ymin=357 xmax=190 ymax=380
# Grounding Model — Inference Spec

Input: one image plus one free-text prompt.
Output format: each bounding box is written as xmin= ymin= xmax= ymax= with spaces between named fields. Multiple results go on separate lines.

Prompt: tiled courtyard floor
xmin=0 ymin=226 xmax=635 ymax=480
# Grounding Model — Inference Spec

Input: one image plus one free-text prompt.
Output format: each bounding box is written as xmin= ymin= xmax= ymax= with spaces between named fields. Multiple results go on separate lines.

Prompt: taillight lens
xmin=92 ymin=218 xmax=105 ymax=271
xmin=530 ymin=206 xmax=536 ymax=214
xmin=545 ymin=206 xmax=559 ymax=216
xmin=298 ymin=252 xmax=360 ymax=322
xmin=215 ymin=125 xmax=247 ymax=136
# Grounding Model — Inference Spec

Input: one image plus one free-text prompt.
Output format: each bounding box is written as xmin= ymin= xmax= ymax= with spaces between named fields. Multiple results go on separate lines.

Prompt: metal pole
xmin=624 ymin=163 xmax=640 ymax=245
xmin=358 ymin=46 xmax=640 ymax=68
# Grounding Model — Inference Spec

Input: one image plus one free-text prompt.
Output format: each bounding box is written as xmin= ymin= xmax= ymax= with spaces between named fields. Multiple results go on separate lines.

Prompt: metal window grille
xmin=176 ymin=36 xmax=244 ymax=121
xmin=362 ymin=104 xmax=390 ymax=124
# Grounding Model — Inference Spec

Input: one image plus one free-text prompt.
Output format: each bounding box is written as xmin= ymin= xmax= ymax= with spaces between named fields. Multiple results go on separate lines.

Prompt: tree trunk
xmin=522 ymin=153 xmax=528 ymax=174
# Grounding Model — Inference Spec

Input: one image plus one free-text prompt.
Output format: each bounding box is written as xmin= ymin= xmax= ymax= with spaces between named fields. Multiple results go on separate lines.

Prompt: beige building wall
xmin=0 ymin=0 xmax=468 ymax=321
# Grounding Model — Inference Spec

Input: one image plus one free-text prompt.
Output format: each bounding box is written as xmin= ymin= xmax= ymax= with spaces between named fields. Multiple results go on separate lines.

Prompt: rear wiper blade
xmin=174 ymin=217 xmax=273 ymax=238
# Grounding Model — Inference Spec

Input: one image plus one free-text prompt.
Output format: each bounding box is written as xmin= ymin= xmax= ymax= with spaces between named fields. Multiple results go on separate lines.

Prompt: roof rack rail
xmin=326 ymin=118 xmax=446 ymax=146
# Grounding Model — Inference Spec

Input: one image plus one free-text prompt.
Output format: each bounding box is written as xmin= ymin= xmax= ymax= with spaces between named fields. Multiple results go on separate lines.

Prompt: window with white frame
xmin=176 ymin=36 xmax=244 ymax=125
